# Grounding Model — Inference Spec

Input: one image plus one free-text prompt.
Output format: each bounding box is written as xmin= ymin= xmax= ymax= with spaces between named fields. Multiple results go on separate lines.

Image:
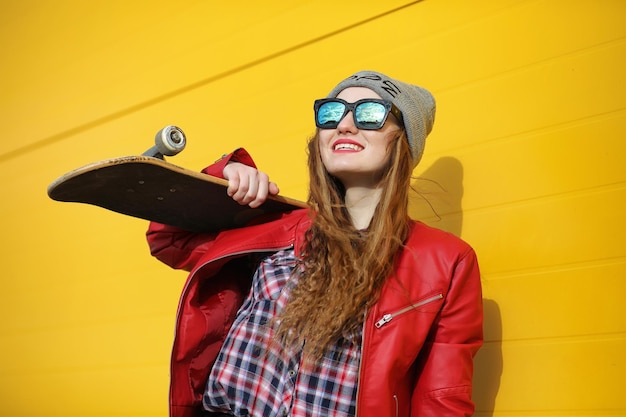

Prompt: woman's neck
xmin=344 ymin=186 xmax=383 ymax=230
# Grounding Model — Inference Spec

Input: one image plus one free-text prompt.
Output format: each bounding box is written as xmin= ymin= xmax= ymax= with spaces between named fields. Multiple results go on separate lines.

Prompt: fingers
xmin=268 ymin=181 xmax=280 ymax=196
xmin=223 ymin=163 xmax=279 ymax=208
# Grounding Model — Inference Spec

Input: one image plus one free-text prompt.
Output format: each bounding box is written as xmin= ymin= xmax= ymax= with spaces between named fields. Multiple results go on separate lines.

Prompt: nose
xmin=336 ymin=110 xmax=358 ymax=133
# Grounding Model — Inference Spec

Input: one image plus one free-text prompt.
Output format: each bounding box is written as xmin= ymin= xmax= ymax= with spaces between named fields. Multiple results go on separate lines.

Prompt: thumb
xmin=269 ymin=181 xmax=280 ymax=196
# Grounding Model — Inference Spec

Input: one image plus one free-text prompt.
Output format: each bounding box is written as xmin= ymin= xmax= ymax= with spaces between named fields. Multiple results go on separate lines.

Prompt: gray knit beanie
xmin=327 ymin=70 xmax=436 ymax=167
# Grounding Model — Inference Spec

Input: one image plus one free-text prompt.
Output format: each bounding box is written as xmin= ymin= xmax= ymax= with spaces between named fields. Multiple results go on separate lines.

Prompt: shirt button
xmin=288 ymin=369 xmax=296 ymax=377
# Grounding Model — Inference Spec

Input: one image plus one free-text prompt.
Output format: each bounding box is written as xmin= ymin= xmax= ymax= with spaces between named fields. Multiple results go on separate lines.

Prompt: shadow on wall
xmin=409 ymin=157 xmax=464 ymax=237
xmin=473 ymin=299 xmax=503 ymax=417
xmin=409 ymin=157 xmax=503 ymax=416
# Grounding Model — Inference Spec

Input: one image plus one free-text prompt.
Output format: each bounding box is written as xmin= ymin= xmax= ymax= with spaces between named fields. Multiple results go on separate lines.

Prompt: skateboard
xmin=47 ymin=126 xmax=307 ymax=232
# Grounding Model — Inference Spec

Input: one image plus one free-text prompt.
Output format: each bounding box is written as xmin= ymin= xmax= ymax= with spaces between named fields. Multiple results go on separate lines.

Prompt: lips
xmin=333 ymin=139 xmax=363 ymax=152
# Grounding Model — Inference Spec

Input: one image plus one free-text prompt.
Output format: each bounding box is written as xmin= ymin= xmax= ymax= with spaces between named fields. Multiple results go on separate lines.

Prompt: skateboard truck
xmin=142 ymin=125 xmax=186 ymax=160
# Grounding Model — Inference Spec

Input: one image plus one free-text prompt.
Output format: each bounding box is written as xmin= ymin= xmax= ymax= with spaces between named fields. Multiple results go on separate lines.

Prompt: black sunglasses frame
xmin=313 ymin=98 xmax=404 ymax=130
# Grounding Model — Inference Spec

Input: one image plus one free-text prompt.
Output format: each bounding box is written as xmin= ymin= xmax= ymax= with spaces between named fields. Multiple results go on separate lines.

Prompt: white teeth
xmin=334 ymin=143 xmax=362 ymax=151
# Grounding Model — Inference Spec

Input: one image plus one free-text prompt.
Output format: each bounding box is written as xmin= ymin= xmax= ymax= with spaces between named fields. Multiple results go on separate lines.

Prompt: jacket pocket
xmin=374 ymin=293 xmax=443 ymax=328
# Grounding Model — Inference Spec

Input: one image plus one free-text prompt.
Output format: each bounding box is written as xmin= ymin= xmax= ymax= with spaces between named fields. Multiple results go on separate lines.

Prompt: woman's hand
xmin=222 ymin=162 xmax=280 ymax=208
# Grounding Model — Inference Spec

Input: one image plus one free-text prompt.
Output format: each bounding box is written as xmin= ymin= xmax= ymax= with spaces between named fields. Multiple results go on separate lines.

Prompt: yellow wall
xmin=1 ymin=1 xmax=624 ymax=416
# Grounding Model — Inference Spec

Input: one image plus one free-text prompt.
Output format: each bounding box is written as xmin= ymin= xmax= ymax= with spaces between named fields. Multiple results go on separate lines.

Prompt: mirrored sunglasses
xmin=313 ymin=98 xmax=403 ymax=130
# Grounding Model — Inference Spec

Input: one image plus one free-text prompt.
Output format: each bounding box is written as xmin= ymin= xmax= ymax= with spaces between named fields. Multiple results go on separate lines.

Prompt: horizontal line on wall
xmin=482 ymin=330 xmax=626 ymax=347
xmin=481 ymin=254 xmax=626 ymax=282
xmin=425 ymin=106 xmax=626 ymax=167
xmin=474 ymin=409 xmax=626 ymax=417
xmin=417 ymin=177 xmax=626 ymax=227
xmin=0 ymin=311 xmax=174 ymax=338
xmin=0 ymin=361 xmax=168 ymax=377
xmin=437 ymin=33 xmax=626 ymax=100
xmin=0 ymin=1 xmax=423 ymax=164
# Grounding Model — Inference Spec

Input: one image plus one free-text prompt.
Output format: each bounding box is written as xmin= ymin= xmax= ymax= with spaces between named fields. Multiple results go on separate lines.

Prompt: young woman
xmin=147 ymin=70 xmax=483 ymax=417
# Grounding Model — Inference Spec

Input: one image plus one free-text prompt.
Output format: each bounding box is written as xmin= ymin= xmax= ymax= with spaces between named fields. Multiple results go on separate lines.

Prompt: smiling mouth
xmin=334 ymin=143 xmax=363 ymax=151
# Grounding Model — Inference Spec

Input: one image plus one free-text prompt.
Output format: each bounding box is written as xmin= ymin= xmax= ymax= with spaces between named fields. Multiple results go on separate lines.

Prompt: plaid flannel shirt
xmin=203 ymin=249 xmax=361 ymax=417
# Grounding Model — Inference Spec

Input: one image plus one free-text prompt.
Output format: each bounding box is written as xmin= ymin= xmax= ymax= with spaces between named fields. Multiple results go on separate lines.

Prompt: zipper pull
xmin=375 ymin=314 xmax=392 ymax=328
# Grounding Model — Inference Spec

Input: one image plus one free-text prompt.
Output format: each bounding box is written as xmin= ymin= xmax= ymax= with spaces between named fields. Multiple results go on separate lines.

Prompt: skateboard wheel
xmin=155 ymin=126 xmax=186 ymax=156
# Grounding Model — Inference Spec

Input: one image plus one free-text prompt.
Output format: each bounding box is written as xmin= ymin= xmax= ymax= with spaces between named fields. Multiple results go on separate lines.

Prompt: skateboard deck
xmin=47 ymin=155 xmax=307 ymax=232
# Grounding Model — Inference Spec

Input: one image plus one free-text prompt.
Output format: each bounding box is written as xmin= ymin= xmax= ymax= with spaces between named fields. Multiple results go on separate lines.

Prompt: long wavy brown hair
xmin=274 ymin=128 xmax=414 ymax=360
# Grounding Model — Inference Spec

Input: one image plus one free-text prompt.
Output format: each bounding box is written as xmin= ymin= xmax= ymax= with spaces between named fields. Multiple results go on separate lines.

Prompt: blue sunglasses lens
xmin=315 ymin=99 xmax=389 ymax=129
xmin=317 ymin=101 xmax=346 ymax=127
xmin=354 ymin=102 xmax=388 ymax=128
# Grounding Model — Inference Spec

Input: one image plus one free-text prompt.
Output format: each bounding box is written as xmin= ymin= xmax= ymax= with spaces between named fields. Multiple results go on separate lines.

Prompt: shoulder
xmin=252 ymin=208 xmax=311 ymax=230
xmin=214 ymin=208 xmax=311 ymax=245
xmin=404 ymin=220 xmax=476 ymax=261
xmin=191 ymin=209 xmax=311 ymax=266
xmin=391 ymin=221 xmax=480 ymax=301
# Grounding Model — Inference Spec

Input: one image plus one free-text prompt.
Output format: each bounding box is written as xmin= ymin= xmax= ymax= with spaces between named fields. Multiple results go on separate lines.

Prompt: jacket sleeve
xmin=146 ymin=148 xmax=257 ymax=271
xmin=412 ymin=247 xmax=484 ymax=417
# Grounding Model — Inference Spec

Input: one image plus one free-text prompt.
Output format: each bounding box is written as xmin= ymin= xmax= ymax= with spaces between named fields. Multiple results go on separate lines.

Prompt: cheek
xmin=318 ymin=131 xmax=333 ymax=156
xmin=318 ymin=130 xmax=333 ymax=147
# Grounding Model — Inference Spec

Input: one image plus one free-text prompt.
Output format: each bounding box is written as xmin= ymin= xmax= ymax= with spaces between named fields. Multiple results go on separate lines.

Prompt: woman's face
xmin=318 ymin=87 xmax=401 ymax=188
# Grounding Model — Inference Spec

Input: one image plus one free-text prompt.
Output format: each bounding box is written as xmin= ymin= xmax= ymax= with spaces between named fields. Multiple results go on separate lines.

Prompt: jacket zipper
xmin=393 ymin=394 xmax=399 ymax=417
xmin=374 ymin=293 xmax=443 ymax=328
xmin=354 ymin=309 xmax=367 ymax=417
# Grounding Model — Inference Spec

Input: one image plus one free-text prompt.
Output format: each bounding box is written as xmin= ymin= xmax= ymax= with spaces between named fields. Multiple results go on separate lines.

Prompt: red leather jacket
xmin=146 ymin=150 xmax=483 ymax=417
